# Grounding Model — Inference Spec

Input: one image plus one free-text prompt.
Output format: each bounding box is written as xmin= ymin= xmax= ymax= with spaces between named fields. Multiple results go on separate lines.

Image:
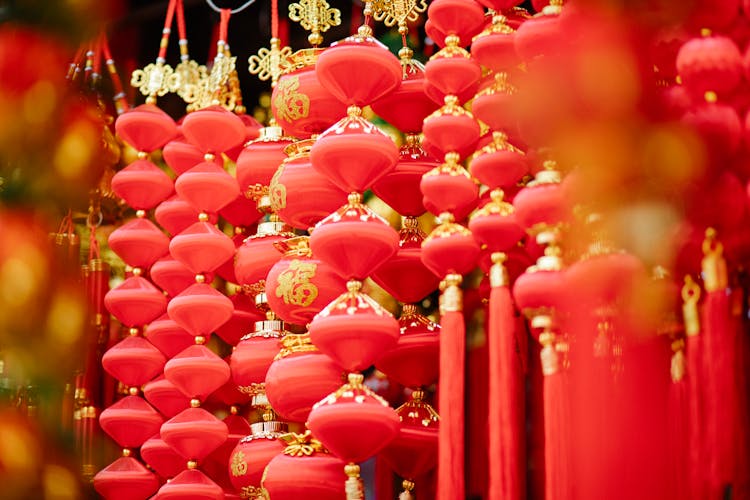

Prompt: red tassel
xmin=701 ymin=229 xmax=739 ymax=497
xmin=668 ymin=337 xmax=688 ymax=500
xmin=488 ymin=254 xmax=524 ymax=500
xmin=437 ymin=274 xmax=465 ymax=500
xmin=682 ymin=275 xmax=705 ymax=500
xmin=538 ymin=318 xmax=571 ymax=500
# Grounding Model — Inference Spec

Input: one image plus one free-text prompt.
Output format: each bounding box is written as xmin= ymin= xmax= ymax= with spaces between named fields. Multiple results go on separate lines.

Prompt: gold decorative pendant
xmin=371 ymin=0 xmax=427 ymax=27
xmin=130 ymin=62 xmax=179 ymax=99
xmin=249 ymin=39 xmax=293 ymax=86
xmin=272 ymin=75 xmax=311 ymax=123
xmin=174 ymin=59 xmax=208 ymax=103
xmin=275 ymin=259 xmax=319 ymax=307
xmin=288 ymin=0 xmax=341 ymax=46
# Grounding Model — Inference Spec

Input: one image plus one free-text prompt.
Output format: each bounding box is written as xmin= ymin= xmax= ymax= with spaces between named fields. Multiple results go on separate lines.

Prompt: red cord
xmin=271 ymin=0 xmax=279 ymax=40
xmin=176 ymin=0 xmax=187 ymax=41
xmin=158 ymin=0 xmax=178 ymax=61
xmin=92 ymin=37 xmax=103 ymax=80
xmin=219 ymin=8 xmax=231 ymax=45
xmin=100 ymin=34 xmax=129 ymax=114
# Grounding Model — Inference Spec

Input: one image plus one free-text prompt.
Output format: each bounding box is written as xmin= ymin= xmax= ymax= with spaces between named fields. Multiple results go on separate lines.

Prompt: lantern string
xmin=205 ymin=0 xmax=258 ymax=15
xmin=176 ymin=0 xmax=187 ymax=42
xmin=158 ymin=0 xmax=178 ymax=62
xmin=218 ymin=8 xmax=231 ymax=45
xmin=271 ymin=0 xmax=278 ymax=40
xmin=100 ymin=31 xmax=130 ymax=114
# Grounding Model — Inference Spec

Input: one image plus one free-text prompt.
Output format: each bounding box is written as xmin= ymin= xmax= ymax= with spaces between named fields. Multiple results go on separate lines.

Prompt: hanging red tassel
xmin=667 ymin=335 xmax=688 ymax=500
xmin=488 ymin=252 xmax=524 ymax=500
xmin=537 ymin=316 xmax=571 ymax=500
xmin=681 ymin=274 xmax=705 ymax=500
xmin=437 ymin=274 xmax=465 ymax=500
xmin=700 ymin=228 xmax=738 ymax=498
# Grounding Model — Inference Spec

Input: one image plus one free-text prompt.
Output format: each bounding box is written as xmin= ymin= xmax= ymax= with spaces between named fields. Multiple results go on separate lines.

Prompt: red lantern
xmin=379 ymin=391 xmax=440 ymax=497
xmin=234 ymin=220 xmax=295 ymax=287
xmin=272 ymin=49 xmax=349 ymax=138
xmin=150 ymin=257 xmax=195 ymax=298
xmin=115 ymin=104 xmax=178 ymax=153
xmin=375 ymin=305 xmax=441 ymax=388
xmin=164 ymin=344 xmax=231 ymax=402
xmin=372 ymin=137 xmax=440 ymax=218
xmin=161 ymin=406 xmax=229 ymax=462
xmin=169 ymin=220 xmax=236 ymax=274
xmin=163 ymin=138 xmax=222 ymax=176
xmin=219 ymin=195 xmax=263 ymax=230
xmin=371 ymin=64 xmax=440 ymax=134
xmin=214 ymin=291 xmax=266 ymax=346
xmin=143 ymin=376 xmax=191 ymax=419
xmin=514 ymin=4 xmax=564 ymax=61
xmin=108 ymin=217 xmax=170 ymax=270
xmin=307 ymin=373 xmax=400 ymax=492
xmin=181 ymin=105 xmax=247 ymax=154
xmin=227 ymin=420 xmax=287 ymax=497
xmin=93 ymin=456 xmax=160 ymax=500
xmin=265 ymin=334 xmax=344 ymax=423
xmin=174 ymin=161 xmax=240 ymax=214
xmin=315 ymin=31 xmax=401 ymax=107
xmin=472 ymin=15 xmax=520 ymax=73
xmin=420 ymin=155 xmax=479 ymax=219
xmin=469 ymin=190 xmax=525 ymax=253
xmin=422 ymin=220 xmax=481 ymax=278
xmin=99 ymin=395 xmax=164 ymax=449
xmin=145 ymin=314 xmax=195 ymax=359
xmin=153 ymin=468 xmax=224 ymax=500
xmin=310 ymin=109 xmax=399 ymax=194
xmin=310 ymin=193 xmax=399 ymax=280
xmin=142 ymin=435 xmax=185 ymax=479
xmin=111 ymin=159 xmax=174 ymax=211
xmin=309 ymin=280 xmax=400 ymax=373
xmin=262 ymin=431 xmax=347 ymax=500
xmin=167 ymin=282 xmax=233 ymax=337
xmin=472 ymin=73 xmax=519 ymax=134
xmin=231 ymin=316 xmax=286 ymax=396
xmin=677 ymin=35 xmax=743 ymax=97
xmin=422 ymin=98 xmax=481 ymax=161
xmin=104 ymin=275 xmax=167 ymax=327
xmin=470 ymin=132 xmax=528 ymax=189
xmin=371 ymin=219 xmax=441 ymax=304
xmin=236 ymin=126 xmax=295 ymax=200
xmin=426 ymin=0 xmax=486 ymax=47
xmin=155 ymin=195 xmax=213 ymax=237
xmin=102 ymin=335 xmax=166 ymax=388
xmin=265 ymin=236 xmax=348 ymax=326
xmin=269 ymin=140 xmax=349 ymax=230
xmin=425 ymin=48 xmax=482 ymax=100
xmin=513 ymin=163 xmax=568 ymax=232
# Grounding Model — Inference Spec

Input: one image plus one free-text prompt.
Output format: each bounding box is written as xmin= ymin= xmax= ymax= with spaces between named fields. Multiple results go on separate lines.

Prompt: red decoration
xmin=372 ymin=138 xmax=439 ymax=217
xmin=306 ymin=374 xmax=400 ymax=463
xmin=469 ymin=191 xmax=525 ymax=252
xmin=214 ymin=292 xmax=266 ymax=346
xmin=315 ymin=33 xmax=401 ymax=107
xmin=181 ymin=105 xmax=246 ymax=154
xmin=271 ymin=52 xmax=348 ymax=138
xmin=469 ymin=133 xmax=528 ymax=189
xmin=111 ymin=159 xmax=174 ymax=210
xmin=167 ymin=282 xmax=233 ymax=337
xmin=310 ymin=110 xmax=399 ymax=194
xmin=155 ymin=195 xmax=213 ymax=236
xmin=426 ymin=0 xmax=485 ymax=46
xmin=677 ymin=35 xmax=743 ymax=97
xmin=269 ymin=140 xmax=349 ymax=230
xmin=514 ymin=6 xmax=564 ymax=61
xmin=219 ymin=195 xmax=262 ymax=229
xmin=472 ymin=19 xmax=520 ymax=73
xmin=146 ymin=314 xmax=194 ymax=359
xmin=115 ymin=104 xmax=178 ymax=153
xmin=164 ymin=344 xmax=231 ymax=401
xmin=234 ymin=221 xmax=294 ymax=287
xmin=143 ymin=376 xmax=191 ymax=419
xmin=153 ymin=469 xmax=224 ymax=500
xmin=265 ymin=335 xmax=344 ymax=422
xmin=104 ymin=276 xmax=167 ymax=327
xmin=235 ymin=128 xmax=294 ymax=197
xmin=99 ymin=395 xmax=164 ymax=449
xmin=309 ymin=281 xmax=400 ymax=373
xmin=375 ymin=306 xmax=441 ymax=388
xmin=102 ymin=335 xmax=166 ymax=387
xmin=174 ymin=161 xmax=240 ymax=214
xmin=163 ymin=138 xmax=221 ymax=176
xmin=421 ymin=221 xmax=481 ymax=277
xmin=108 ymin=218 xmax=170 ymax=269
xmin=310 ymin=194 xmax=399 ymax=280
xmin=371 ymin=66 xmax=440 ymax=134
xmin=142 ymin=435 xmax=185 ymax=479
xmin=150 ymin=257 xmax=195 ymax=298
xmin=161 ymin=407 xmax=229 ymax=461
xmin=265 ymin=236 xmax=347 ymax=325
xmin=425 ymin=52 xmax=482 ymax=100
xmin=420 ymin=159 xmax=479 ymax=217
xmin=227 ymin=427 xmax=286 ymax=494
xmin=169 ymin=221 xmax=236 ymax=274
xmin=371 ymin=220 xmax=441 ymax=304
xmin=422 ymin=99 xmax=481 ymax=161
xmin=93 ymin=456 xmax=160 ymax=500
xmin=230 ymin=320 xmax=285 ymax=394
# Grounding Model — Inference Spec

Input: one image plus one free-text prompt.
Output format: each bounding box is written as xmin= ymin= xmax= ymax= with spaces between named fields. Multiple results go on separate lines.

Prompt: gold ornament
xmin=275 ymin=260 xmax=319 ymax=307
xmin=288 ymin=0 xmax=341 ymax=46
xmin=249 ymin=38 xmax=293 ymax=86
xmin=371 ymin=0 xmax=427 ymax=27
xmin=272 ymin=75 xmax=311 ymax=123
xmin=231 ymin=451 xmax=248 ymax=476
xmin=130 ymin=62 xmax=179 ymax=100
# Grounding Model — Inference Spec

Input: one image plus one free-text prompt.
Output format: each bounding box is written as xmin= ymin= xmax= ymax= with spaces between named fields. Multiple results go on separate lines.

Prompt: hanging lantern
xmin=676 ymin=33 xmax=743 ymax=98
xmin=101 ymin=334 xmax=166 ymax=389
xmin=155 ymin=195 xmax=214 ymax=237
xmin=514 ymin=1 xmax=565 ymax=61
xmin=111 ymin=158 xmax=174 ymax=212
xmin=145 ymin=314 xmax=194 ymax=359
xmin=269 ymin=139 xmax=348 ymax=231
xmin=235 ymin=218 xmax=295 ymax=288
xmin=150 ymin=256 xmax=195 ymax=298
xmin=262 ymin=431 xmax=347 ymax=499
xmin=153 ymin=468 xmax=224 ymax=500
xmin=181 ymin=105 xmax=247 ymax=155
xmin=163 ymin=137 xmax=222 ymax=176
xmin=104 ymin=274 xmax=167 ymax=328
xmin=93 ymin=455 xmax=160 ymax=500
xmin=379 ymin=390 xmax=440 ymax=499
xmin=99 ymin=395 xmax=164 ymax=451
xmin=143 ymin=375 xmax=191 ymax=419
xmin=215 ymin=291 xmax=266 ymax=346
xmin=271 ymin=48 xmax=349 ymax=138
xmin=115 ymin=104 xmax=178 ymax=154
xmin=167 ymin=281 xmax=233 ymax=339
xmin=469 ymin=131 xmax=528 ymax=190
xmin=265 ymin=334 xmax=344 ymax=423
xmin=265 ymin=236 xmax=347 ymax=326
xmin=174 ymin=160 xmax=240 ymax=215
xmin=472 ymin=14 xmax=521 ymax=74
xmin=426 ymin=0 xmax=486 ymax=47
xmin=169 ymin=218 xmax=236 ymax=275
xmin=142 ymin=434 xmax=186 ymax=480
